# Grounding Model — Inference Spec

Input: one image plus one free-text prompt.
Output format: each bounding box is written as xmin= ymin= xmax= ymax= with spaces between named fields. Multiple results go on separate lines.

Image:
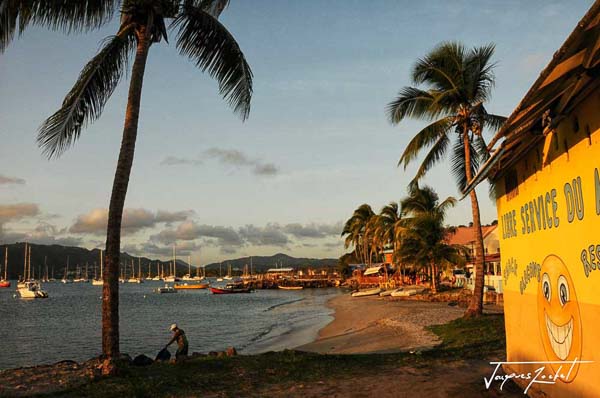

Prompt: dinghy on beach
xmin=351 ymin=288 xmax=382 ymax=297
xmin=379 ymin=288 xmax=403 ymax=297
xmin=391 ymin=289 xmax=417 ymax=297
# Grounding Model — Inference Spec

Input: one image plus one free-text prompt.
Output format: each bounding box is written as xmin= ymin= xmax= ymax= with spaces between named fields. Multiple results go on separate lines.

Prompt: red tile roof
xmin=447 ymin=225 xmax=497 ymax=246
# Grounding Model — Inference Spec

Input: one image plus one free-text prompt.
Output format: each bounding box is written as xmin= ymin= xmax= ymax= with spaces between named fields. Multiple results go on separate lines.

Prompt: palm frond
xmin=412 ymin=41 xmax=465 ymax=94
xmin=412 ymin=133 xmax=450 ymax=182
xmin=172 ymin=5 xmax=252 ymax=120
xmin=386 ymin=87 xmax=441 ymax=123
xmin=482 ymin=112 xmax=506 ymax=133
xmin=196 ymin=0 xmax=230 ymax=16
xmin=465 ymin=44 xmax=496 ymax=103
xmin=1 ymin=0 xmax=118 ymax=52
xmin=450 ymin=133 xmax=479 ymax=192
xmin=398 ymin=116 xmax=453 ymax=168
xmin=38 ymin=25 xmax=136 ymax=158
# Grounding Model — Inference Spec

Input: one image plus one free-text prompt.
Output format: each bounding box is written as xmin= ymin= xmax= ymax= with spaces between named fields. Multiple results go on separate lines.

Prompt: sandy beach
xmin=297 ymin=293 xmax=465 ymax=354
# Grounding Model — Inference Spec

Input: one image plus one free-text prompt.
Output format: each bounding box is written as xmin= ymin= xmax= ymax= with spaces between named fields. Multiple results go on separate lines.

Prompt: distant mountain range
xmin=203 ymin=253 xmax=338 ymax=275
xmin=0 ymin=243 xmax=337 ymax=279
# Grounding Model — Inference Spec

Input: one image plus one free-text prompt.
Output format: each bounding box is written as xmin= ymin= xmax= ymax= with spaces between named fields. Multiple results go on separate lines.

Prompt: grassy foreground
xmin=44 ymin=314 xmax=507 ymax=397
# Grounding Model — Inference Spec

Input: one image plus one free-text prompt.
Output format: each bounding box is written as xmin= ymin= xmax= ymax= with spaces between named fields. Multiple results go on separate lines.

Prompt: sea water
xmin=0 ymin=280 xmax=339 ymax=370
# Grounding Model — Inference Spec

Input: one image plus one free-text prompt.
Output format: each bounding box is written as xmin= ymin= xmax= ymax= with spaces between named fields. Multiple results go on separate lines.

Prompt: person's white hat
xmin=169 ymin=323 xmax=177 ymax=331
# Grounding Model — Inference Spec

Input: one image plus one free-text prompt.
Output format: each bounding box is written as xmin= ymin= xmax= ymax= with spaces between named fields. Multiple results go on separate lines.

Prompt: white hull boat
xmin=352 ymin=288 xmax=382 ymax=297
xmin=18 ymin=281 xmax=48 ymax=298
xmin=391 ymin=289 xmax=417 ymax=297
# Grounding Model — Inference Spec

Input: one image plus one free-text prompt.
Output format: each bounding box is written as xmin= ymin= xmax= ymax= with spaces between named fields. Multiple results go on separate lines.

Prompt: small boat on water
xmin=210 ymin=283 xmax=253 ymax=294
xmin=351 ymin=288 xmax=382 ymax=297
xmin=17 ymin=281 xmax=48 ymax=298
xmin=174 ymin=282 xmax=209 ymax=290
xmin=278 ymin=285 xmax=303 ymax=290
xmin=0 ymin=280 xmax=10 ymax=288
xmin=156 ymin=285 xmax=177 ymax=294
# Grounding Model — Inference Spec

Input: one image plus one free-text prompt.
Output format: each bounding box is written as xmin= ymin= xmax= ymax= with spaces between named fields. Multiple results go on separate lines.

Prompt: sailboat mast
xmin=23 ymin=243 xmax=27 ymax=281
xmin=44 ymin=256 xmax=48 ymax=281
xmin=28 ymin=244 xmax=31 ymax=280
xmin=173 ymin=244 xmax=177 ymax=277
xmin=4 ymin=246 xmax=7 ymax=280
xmin=188 ymin=255 xmax=191 ymax=277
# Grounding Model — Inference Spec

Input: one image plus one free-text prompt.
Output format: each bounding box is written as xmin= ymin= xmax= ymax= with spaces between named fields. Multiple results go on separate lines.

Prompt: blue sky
xmin=0 ymin=0 xmax=593 ymax=264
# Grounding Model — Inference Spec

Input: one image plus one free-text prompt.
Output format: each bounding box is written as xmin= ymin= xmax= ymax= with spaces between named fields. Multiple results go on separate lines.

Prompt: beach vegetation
xmin=397 ymin=185 xmax=466 ymax=293
xmin=386 ymin=42 xmax=506 ymax=317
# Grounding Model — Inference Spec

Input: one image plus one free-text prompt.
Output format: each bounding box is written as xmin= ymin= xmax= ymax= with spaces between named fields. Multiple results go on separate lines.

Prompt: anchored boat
xmin=156 ymin=285 xmax=177 ymax=294
xmin=17 ymin=281 xmax=48 ymax=298
xmin=210 ymin=283 xmax=253 ymax=294
xmin=174 ymin=282 xmax=209 ymax=290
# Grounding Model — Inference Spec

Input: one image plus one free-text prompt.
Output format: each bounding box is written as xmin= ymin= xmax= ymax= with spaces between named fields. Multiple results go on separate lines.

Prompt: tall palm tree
xmin=398 ymin=185 xmax=464 ymax=294
xmin=341 ymin=204 xmax=375 ymax=265
xmin=386 ymin=42 xmax=505 ymax=316
xmin=375 ymin=202 xmax=403 ymax=264
xmin=6 ymin=0 xmax=252 ymax=366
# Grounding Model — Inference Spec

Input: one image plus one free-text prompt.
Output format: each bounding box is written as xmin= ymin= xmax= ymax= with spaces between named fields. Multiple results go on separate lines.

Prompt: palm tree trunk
xmin=430 ymin=261 xmax=438 ymax=294
xmin=462 ymin=127 xmax=486 ymax=318
xmin=102 ymin=29 xmax=151 ymax=362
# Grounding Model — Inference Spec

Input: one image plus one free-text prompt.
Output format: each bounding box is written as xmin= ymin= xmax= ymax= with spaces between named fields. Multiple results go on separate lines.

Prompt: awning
xmin=364 ymin=266 xmax=382 ymax=276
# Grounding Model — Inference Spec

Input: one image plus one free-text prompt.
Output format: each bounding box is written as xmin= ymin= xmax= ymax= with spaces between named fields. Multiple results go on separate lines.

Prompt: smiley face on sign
xmin=537 ymin=255 xmax=582 ymax=382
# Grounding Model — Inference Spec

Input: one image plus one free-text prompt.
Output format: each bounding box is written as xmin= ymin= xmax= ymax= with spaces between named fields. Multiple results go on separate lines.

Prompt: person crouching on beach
xmin=166 ymin=323 xmax=189 ymax=360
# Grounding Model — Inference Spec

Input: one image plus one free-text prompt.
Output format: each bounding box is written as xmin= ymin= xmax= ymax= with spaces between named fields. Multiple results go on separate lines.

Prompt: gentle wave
xmin=264 ymin=297 xmax=305 ymax=312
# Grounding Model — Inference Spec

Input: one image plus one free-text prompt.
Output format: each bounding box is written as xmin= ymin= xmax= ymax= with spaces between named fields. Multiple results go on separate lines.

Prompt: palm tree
xmin=375 ymin=202 xmax=403 ymax=264
xmin=341 ymin=204 xmax=375 ymax=265
xmin=386 ymin=42 xmax=505 ymax=316
xmin=6 ymin=0 xmax=252 ymax=366
xmin=398 ymin=185 xmax=464 ymax=294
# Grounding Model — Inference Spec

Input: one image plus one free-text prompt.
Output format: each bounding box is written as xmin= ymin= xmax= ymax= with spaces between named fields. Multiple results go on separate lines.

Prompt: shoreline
xmin=296 ymin=293 xmax=465 ymax=354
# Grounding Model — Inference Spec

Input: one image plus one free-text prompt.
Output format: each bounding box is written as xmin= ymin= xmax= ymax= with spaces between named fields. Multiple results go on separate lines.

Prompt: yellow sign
xmin=495 ymin=93 xmax=600 ymax=396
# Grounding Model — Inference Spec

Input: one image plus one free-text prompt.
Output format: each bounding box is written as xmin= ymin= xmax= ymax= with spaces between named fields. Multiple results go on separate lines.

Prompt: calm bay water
xmin=0 ymin=280 xmax=339 ymax=370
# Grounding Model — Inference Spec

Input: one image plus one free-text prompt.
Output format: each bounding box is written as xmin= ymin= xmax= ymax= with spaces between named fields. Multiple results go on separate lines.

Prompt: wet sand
xmin=297 ymin=293 xmax=464 ymax=354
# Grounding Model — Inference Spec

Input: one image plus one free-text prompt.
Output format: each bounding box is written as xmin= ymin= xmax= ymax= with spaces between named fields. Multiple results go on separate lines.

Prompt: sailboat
xmin=182 ymin=255 xmax=193 ymax=281
xmin=92 ymin=250 xmax=103 ymax=285
xmin=127 ymin=259 xmax=142 ymax=283
xmin=0 ymin=246 xmax=10 ymax=288
xmin=18 ymin=280 xmax=48 ymax=298
xmin=16 ymin=244 xmax=48 ymax=298
xmin=216 ymin=262 xmax=224 ymax=282
xmin=61 ymin=256 xmax=73 ymax=283
xmin=223 ymin=263 xmax=233 ymax=280
xmin=152 ymin=262 xmax=161 ymax=281
xmin=164 ymin=244 xmax=180 ymax=282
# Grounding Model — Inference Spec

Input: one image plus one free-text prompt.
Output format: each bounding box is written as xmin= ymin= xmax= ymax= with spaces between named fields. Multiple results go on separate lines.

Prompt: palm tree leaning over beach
xmin=386 ymin=42 xmax=505 ymax=317
xmin=398 ymin=185 xmax=464 ymax=294
xmin=3 ymin=0 xmax=252 ymax=369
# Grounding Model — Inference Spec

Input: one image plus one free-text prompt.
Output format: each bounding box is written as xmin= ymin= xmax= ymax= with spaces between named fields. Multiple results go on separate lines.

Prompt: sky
xmin=0 ymin=0 xmax=594 ymax=264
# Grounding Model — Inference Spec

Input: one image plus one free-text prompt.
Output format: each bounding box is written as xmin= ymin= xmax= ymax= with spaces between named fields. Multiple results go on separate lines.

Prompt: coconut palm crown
xmin=386 ymin=42 xmax=505 ymax=316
